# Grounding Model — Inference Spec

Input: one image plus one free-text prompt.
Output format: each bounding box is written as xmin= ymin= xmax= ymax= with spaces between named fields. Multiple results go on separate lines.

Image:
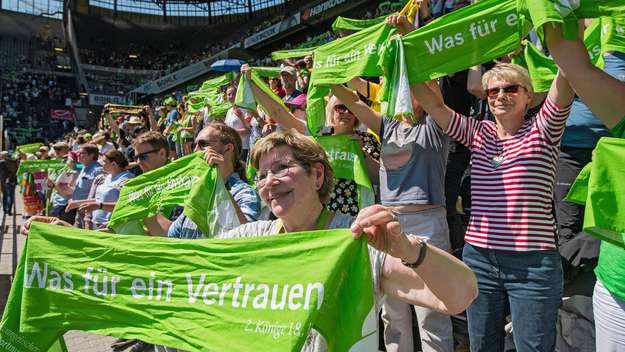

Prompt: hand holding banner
xmin=1 ymin=223 xmax=376 ymax=351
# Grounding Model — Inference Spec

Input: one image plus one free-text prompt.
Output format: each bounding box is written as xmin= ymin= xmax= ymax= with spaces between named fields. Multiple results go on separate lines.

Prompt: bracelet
xmin=401 ymin=236 xmax=428 ymax=269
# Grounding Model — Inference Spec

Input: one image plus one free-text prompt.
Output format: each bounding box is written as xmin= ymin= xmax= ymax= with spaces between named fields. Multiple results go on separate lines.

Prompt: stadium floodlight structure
xmin=85 ymin=0 xmax=291 ymax=24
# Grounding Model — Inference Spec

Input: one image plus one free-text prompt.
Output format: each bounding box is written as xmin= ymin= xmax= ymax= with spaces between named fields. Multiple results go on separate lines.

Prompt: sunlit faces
xmin=332 ymin=104 xmax=358 ymax=134
xmin=280 ymin=72 xmax=296 ymax=91
xmin=256 ymin=146 xmax=324 ymax=219
xmin=134 ymin=142 xmax=168 ymax=173
xmin=78 ymin=149 xmax=96 ymax=165
xmin=226 ymin=86 xmax=237 ymax=103
xmin=486 ymin=78 xmax=532 ymax=120
xmin=194 ymin=128 xmax=226 ymax=153
xmin=101 ymin=156 xmax=115 ymax=174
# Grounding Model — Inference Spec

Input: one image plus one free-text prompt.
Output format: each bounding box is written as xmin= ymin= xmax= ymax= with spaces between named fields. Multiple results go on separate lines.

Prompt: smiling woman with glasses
xmin=218 ymin=130 xmax=477 ymax=351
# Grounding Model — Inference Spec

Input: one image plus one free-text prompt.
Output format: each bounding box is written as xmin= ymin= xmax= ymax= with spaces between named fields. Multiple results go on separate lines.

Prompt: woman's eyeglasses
xmin=485 ymin=85 xmax=523 ymax=98
xmin=256 ymin=160 xmax=300 ymax=189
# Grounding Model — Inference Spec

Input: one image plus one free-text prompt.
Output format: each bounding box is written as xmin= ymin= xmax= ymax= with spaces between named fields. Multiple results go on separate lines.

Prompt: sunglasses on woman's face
xmin=485 ymin=84 xmax=523 ymax=98
xmin=333 ymin=104 xmax=352 ymax=114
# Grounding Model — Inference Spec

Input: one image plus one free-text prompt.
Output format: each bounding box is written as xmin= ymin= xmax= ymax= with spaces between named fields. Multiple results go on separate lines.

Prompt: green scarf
xmin=315 ymin=134 xmax=374 ymax=210
xmin=511 ymin=20 xmax=603 ymax=92
xmin=183 ymin=166 xmax=241 ymax=237
xmin=332 ymin=15 xmax=388 ymax=32
xmin=271 ymin=47 xmax=317 ymax=61
xmin=234 ymin=69 xmax=289 ymax=113
xmin=307 ymin=22 xmax=394 ymax=134
xmin=517 ymin=0 xmax=625 ymax=40
xmin=16 ymin=143 xmax=43 ymax=155
xmin=187 ymin=73 xmax=235 ymax=119
xmin=565 ymin=137 xmax=625 ymax=248
xmin=16 ymin=160 xmax=67 ymax=184
xmin=379 ymin=35 xmax=415 ymax=120
xmin=109 ymin=153 xmax=217 ymax=233
xmin=601 ymin=16 xmax=625 ymax=55
xmin=2 ymin=222 xmax=375 ymax=351
xmin=199 ymin=72 xmax=235 ymax=92
xmin=401 ymin=0 xmax=530 ymax=85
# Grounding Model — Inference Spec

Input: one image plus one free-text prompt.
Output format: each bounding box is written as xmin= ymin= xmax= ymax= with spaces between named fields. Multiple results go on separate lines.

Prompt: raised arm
xmin=467 ymin=65 xmax=486 ymax=99
xmin=241 ymin=64 xmax=305 ymax=134
xmin=145 ymin=105 xmax=159 ymax=132
xmin=347 ymin=77 xmax=370 ymax=97
xmin=547 ymin=70 xmax=574 ymax=109
xmin=143 ymin=214 xmax=172 ymax=237
xmin=330 ymin=84 xmax=383 ymax=135
xmin=410 ymin=81 xmax=455 ymax=131
xmin=545 ymin=23 xmax=625 ymax=128
xmin=104 ymin=104 xmax=120 ymax=136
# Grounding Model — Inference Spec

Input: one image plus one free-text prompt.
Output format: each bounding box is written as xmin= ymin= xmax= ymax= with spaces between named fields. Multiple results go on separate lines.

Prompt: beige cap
xmin=280 ymin=65 xmax=297 ymax=77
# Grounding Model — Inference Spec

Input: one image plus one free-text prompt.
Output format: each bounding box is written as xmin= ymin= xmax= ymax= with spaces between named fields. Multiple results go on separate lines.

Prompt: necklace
xmin=491 ymin=143 xmax=504 ymax=168
xmin=491 ymin=154 xmax=504 ymax=168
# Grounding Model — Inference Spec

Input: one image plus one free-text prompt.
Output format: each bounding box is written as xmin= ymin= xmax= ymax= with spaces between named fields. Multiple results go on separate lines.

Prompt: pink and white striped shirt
xmin=446 ymin=97 xmax=571 ymax=251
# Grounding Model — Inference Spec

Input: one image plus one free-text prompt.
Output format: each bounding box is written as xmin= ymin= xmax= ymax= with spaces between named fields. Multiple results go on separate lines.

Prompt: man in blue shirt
xmin=67 ymin=144 xmax=102 ymax=224
xmin=165 ymin=123 xmax=261 ymax=240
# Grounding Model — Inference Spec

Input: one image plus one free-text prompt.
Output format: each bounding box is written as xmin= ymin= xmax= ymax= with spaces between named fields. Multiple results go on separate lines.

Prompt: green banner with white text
xmin=1 ymin=223 xmax=376 ymax=351
xmin=109 ymin=153 xmax=211 ymax=232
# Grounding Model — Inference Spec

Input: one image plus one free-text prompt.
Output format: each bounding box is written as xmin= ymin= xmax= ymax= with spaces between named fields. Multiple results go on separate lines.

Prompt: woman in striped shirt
xmin=411 ymin=62 xmax=575 ymax=351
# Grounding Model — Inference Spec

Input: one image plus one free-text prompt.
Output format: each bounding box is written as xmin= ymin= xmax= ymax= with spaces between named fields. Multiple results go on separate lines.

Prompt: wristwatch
xmin=401 ymin=236 xmax=428 ymax=269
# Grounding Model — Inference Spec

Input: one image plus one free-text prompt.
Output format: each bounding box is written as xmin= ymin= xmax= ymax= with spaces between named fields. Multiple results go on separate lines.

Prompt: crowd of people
xmin=0 ymin=71 xmax=79 ymax=142
xmin=79 ymin=37 xmax=239 ymax=74
xmin=3 ymin=1 xmax=625 ymax=351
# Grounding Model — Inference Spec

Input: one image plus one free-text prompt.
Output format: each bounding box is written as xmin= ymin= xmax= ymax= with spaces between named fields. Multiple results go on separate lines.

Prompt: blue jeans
xmin=463 ymin=243 xmax=563 ymax=352
xmin=2 ymin=183 xmax=15 ymax=214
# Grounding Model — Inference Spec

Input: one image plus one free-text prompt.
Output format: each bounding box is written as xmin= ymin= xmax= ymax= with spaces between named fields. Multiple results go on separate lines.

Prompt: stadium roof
xmin=1 ymin=0 xmax=287 ymax=19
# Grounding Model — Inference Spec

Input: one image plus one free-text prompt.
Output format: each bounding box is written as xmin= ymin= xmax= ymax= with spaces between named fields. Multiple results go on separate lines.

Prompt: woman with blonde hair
xmin=409 ymin=58 xmax=575 ymax=350
xmin=323 ymin=95 xmax=380 ymax=216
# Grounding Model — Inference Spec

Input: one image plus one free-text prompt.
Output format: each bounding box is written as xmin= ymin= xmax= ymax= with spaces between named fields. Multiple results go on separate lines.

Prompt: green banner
xmin=108 ymin=153 xmax=210 ymax=232
xmin=308 ymin=22 xmax=394 ymax=134
xmin=316 ymin=134 xmax=374 ymax=212
xmin=0 ymin=241 xmax=68 ymax=352
xmin=199 ymin=72 xmax=235 ymax=92
xmin=315 ymin=134 xmax=372 ymax=190
xmin=235 ymin=70 xmax=289 ymax=113
xmin=271 ymin=47 xmax=317 ymax=61
xmin=601 ymin=16 xmax=625 ymax=54
xmin=16 ymin=160 xmax=66 ymax=184
xmin=401 ymin=0 xmax=530 ymax=84
xmin=332 ymin=15 xmax=388 ymax=32
xmin=379 ymin=35 xmax=415 ymax=120
xmin=183 ymin=166 xmax=240 ymax=237
xmin=511 ymin=20 xmax=603 ymax=92
xmin=518 ymin=0 xmax=625 ymax=40
xmin=16 ymin=143 xmax=43 ymax=155
xmin=565 ymin=137 xmax=625 ymax=248
xmin=2 ymin=223 xmax=375 ymax=351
